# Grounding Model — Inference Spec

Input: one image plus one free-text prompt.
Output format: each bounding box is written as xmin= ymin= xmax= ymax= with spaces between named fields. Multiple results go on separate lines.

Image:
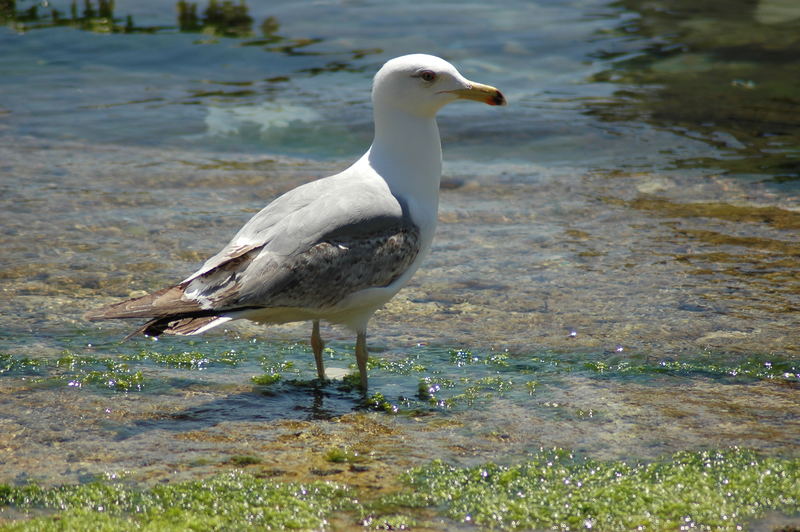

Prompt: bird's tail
xmin=123 ymin=315 xmax=232 ymax=340
xmin=85 ymin=283 xmax=231 ymax=339
xmin=84 ymin=284 xmax=197 ymax=320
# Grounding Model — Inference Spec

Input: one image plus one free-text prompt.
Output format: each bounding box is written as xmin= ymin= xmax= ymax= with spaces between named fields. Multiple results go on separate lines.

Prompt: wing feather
xmin=186 ymin=218 xmax=420 ymax=311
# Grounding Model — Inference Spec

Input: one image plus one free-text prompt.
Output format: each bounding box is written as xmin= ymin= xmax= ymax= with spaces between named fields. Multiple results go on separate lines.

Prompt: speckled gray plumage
xmin=189 ymin=216 xmax=420 ymax=311
xmin=189 ymin=174 xmax=409 ymax=280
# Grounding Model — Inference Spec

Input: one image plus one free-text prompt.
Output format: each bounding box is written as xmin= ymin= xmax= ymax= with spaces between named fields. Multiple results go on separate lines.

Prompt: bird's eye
xmin=418 ymin=70 xmax=437 ymax=82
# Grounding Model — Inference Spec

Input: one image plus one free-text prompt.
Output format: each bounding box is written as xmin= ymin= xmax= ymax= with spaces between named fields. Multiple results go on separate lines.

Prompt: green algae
xmin=366 ymin=355 xmax=427 ymax=375
xmin=1 ymin=352 xmax=140 ymax=390
xmin=420 ymin=375 xmax=518 ymax=409
xmin=358 ymin=513 xmax=418 ymax=530
xmin=1 ymin=450 xmax=798 ymax=530
xmin=364 ymin=392 xmax=399 ymax=414
xmin=0 ymin=354 xmax=42 ymax=375
xmin=55 ymin=354 xmax=144 ymax=391
xmin=517 ymin=350 xmax=798 ymax=384
xmin=120 ymin=349 xmax=244 ymax=369
xmin=252 ymin=360 xmax=295 ymax=385
xmin=363 ymin=372 xmax=526 ymax=414
xmin=355 ymin=348 xmax=535 ymax=411
xmin=364 ymin=348 xmax=509 ymax=377
xmin=244 ymin=345 xmax=797 ymax=415
xmin=66 ymin=368 xmax=145 ymax=391
xmin=382 ymin=448 xmax=800 ymax=531
xmin=0 ymin=472 xmax=352 ymax=531
xmin=20 ymin=353 xmax=146 ymax=391
xmin=583 ymin=356 xmax=799 ymax=382
xmin=449 ymin=348 xmax=512 ymax=368
xmin=251 ymin=373 xmax=282 ymax=385
xmin=324 ymin=447 xmax=365 ymax=464
xmin=228 ymin=455 xmax=263 ymax=466
xmin=3 ymin=342 xmax=797 ymax=405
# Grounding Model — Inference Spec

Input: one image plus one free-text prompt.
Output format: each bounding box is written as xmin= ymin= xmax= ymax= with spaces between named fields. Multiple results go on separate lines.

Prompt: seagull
xmin=85 ymin=54 xmax=506 ymax=391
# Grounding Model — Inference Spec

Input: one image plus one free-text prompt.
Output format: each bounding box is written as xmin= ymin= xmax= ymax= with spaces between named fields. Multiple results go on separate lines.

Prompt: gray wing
xmin=182 ymin=174 xmax=421 ymax=311
xmin=186 ymin=173 xmax=398 ymax=281
xmin=188 ymin=217 xmax=420 ymax=311
xmin=103 ymin=214 xmax=419 ymax=337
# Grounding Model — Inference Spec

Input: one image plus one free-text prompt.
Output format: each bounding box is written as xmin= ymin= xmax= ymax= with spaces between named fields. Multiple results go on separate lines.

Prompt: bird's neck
xmin=367 ymin=106 xmax=442 ymax=213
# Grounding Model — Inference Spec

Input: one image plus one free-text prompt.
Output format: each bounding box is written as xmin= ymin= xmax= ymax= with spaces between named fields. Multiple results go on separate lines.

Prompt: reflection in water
xmin=1 ymin=0 xmax=379 ymax=73
xmin=177 ymin=0 xmax=253 ymax=37
xmin=3 ymin=0 xmax=268 ymax=39
xmin=589 ymin=0 xmax=800 ymax=184
xmin=2 ymin=0 xmax=144 ymax=33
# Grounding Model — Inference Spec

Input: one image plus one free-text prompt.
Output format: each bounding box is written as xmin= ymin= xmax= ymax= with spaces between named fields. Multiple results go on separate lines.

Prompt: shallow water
xmin=1 ymin=0 xmax=799 ymax=527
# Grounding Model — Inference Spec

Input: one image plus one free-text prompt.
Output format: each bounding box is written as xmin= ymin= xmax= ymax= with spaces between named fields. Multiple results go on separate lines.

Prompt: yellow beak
xmin=445 ymin=81 xmax=506 ymax=106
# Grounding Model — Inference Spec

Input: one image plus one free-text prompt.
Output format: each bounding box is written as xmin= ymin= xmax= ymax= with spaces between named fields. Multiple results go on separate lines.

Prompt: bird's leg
xmin=311 ymin=319 xmax=326 ymax=381
xmin=355 ymin=331 xmax=369 ymax=392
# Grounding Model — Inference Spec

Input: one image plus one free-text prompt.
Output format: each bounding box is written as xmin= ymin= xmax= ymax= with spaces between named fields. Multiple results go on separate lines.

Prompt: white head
xmin=371 ymin=54 xmax=506 ymax=118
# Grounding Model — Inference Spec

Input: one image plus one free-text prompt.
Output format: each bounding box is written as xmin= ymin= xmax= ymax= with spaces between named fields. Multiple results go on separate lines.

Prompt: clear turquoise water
xmin=0 ymin=0 xmax=798 ymax=497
